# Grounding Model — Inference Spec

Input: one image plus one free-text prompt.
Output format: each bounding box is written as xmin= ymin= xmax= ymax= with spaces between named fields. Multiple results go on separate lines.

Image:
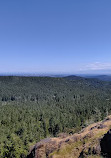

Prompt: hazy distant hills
xmin=63 ymin=75 xmax=84 ymax=80
xmin=64 ymin=74 xmax=111 ymax=82
xmin=84 ymin=75 xmax=111 ymax=81
xmin=49 ymin=74 xmax=111 ymax=82
xmin=63 ymin=74 xmax=110 ymax=82
xmin=1 ymin=74 xmax=111 ymax=82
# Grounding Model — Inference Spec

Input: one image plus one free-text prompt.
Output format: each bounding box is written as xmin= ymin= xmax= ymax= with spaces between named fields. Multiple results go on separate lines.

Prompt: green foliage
xmin=0 ymin=76 xmax=111 ymax=157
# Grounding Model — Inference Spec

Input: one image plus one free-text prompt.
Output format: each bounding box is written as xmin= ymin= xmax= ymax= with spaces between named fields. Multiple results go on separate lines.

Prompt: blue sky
xmin=0 ymin=0 xmax=111 ymax=74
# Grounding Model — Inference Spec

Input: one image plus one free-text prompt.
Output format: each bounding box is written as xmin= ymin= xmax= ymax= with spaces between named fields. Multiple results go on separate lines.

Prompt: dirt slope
xmin=27 ymin=116 xmax=111 ymax=158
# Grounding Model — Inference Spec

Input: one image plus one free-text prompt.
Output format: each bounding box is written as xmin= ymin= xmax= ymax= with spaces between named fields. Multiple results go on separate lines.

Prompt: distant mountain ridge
xmin=63 ymin=74 xmax=111 ymax=82
xmin=1 ymin=74 xmax=111 ymax=82
xmin=84 ymin=75 xmax=111 ymax=81
xmin=63 ymin=75 xmax=84 ymax=80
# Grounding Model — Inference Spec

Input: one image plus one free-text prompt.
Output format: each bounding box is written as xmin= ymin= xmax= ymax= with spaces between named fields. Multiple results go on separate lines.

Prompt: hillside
xmin=27 ymin=116 xmax=111 ymax=158
xmin=0 ymin=76 xmax=111 ymax=157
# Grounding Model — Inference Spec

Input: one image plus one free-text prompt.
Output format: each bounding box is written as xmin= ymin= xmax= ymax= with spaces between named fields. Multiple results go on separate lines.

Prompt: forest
xmin=0 ymin=76 xmax=111 ymax=157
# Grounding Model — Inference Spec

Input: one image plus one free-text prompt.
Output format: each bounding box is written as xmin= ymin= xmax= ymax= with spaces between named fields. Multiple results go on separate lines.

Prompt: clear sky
xmin=0 ymin=0 xmax=111 ymax=75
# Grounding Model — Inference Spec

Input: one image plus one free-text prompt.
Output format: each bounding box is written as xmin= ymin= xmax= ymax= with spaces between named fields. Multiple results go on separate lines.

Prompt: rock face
xmin=27 ymin=138 xmax=59 ymax=158
xmin=27 ymin=116 xmax=111 ymax=158
xmin=101 ymin=129 xmax=111 ymax=157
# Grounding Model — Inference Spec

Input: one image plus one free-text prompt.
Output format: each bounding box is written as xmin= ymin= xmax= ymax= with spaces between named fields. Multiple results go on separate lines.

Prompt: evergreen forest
xmin=0 ymin=76 xmax=111 ymax=157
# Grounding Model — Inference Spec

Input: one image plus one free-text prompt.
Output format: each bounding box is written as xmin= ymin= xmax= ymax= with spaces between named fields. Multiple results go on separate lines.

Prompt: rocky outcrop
xmin=27 ymin=138 xmax=61 ymax=158
xmin=101 ymin=129 xmax=111 ymax=157
xmin=27 ymin=116 xmax=111 ymax=158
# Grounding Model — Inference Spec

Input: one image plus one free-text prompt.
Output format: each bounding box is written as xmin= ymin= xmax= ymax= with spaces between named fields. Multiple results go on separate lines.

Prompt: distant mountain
xmin=85 ymin=75 xmax=111 ymax=81
xmin=63 ymin=75 xmax=84 ymax=80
